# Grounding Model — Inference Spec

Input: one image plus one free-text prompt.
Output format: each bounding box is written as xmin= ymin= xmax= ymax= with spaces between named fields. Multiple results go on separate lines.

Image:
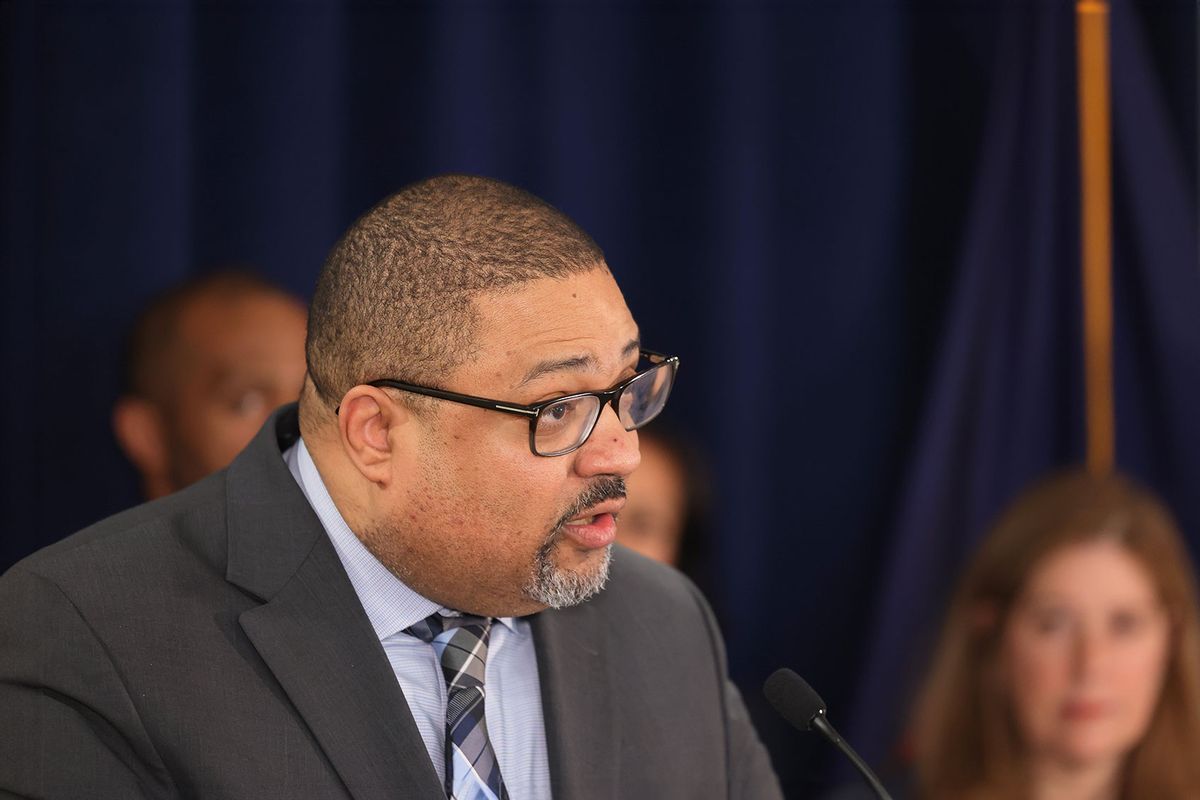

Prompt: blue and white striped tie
xmin=406 ymin=614 xmax=509 ymax=800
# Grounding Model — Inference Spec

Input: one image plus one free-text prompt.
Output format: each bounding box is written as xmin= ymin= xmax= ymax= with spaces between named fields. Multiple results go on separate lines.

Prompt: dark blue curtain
xmin=845 ymin=1 xmax=1086 ymax=768
xmin=3 ymin=2 xmax=1195 ymax=795
xmin=846 ymin=0 xmax=1200 ymax=773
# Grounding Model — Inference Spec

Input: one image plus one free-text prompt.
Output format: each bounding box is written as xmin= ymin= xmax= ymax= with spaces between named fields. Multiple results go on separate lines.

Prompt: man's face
xmin=160 ymin=290 xmax=308 ymax=489
xmin=366 ymin=267 xmax=643 ymax=618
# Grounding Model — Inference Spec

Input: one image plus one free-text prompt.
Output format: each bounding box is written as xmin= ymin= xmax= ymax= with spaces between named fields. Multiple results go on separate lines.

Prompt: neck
xmin=1030 ymin=756 xmax=1123 ymax=800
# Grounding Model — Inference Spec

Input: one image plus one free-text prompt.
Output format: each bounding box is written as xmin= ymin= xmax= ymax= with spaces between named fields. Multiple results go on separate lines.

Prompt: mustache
xmin=551 ymin=476 xmax=627 ymax=534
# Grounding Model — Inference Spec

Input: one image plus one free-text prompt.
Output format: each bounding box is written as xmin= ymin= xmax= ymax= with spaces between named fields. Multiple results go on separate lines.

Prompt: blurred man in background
xmin=112 ymin=270 xmax=308 ymax=499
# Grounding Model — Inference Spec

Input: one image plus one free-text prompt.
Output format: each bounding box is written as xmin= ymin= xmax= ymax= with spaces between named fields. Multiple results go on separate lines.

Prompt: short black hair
xmin=120 ymin=269 xmax=295 ymax=401
xmin=302 ymin=174 xmax=605 ymax=415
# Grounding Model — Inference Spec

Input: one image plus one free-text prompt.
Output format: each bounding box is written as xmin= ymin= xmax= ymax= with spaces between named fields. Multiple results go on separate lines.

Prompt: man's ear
xmin=112 ymin=396 xmax=172 ymax=499
xmin=338 ymin=386 xmax=411 ymax=487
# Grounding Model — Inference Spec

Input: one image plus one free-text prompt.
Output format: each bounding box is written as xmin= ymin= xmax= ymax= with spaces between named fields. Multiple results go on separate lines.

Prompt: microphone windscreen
xmin=763 ymin=668 xmax=827 ymax=731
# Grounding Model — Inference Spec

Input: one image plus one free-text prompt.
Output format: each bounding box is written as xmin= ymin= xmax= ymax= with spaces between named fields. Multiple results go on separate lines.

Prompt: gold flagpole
xmin=1076 ymin=0 xmax=1115 ymax=474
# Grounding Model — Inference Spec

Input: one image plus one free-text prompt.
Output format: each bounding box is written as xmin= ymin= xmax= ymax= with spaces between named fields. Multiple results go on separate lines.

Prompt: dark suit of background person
xmin=0 ymin=176 xmax=783 ymax=799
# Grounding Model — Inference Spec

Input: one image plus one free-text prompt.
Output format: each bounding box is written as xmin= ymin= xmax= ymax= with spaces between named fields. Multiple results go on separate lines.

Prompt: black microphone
xmin=763 ymin=668 xmax=893 ymax=800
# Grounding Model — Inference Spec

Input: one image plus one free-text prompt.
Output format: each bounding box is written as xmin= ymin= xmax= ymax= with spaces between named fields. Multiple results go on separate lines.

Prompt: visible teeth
xmin=567 ymin=515 xmax=597 ymax=526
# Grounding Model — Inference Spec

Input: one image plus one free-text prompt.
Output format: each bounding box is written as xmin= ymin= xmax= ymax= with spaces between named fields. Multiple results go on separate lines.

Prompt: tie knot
xmin=405 ymin=613 xmax=494 ymax=691
xmin=404 ymin=612 xmax=492 ymax=645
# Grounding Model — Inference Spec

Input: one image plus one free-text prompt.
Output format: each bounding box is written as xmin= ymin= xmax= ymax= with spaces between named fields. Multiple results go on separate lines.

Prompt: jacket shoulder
xmin=600 ymin=544 xmax=714 ymax=617
xmin=4 ymin=471 xmax=229 ymax=591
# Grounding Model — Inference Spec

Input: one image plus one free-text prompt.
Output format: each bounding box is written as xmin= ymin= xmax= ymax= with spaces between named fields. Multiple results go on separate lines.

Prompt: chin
xmin=523 ymin=543 xmax=613 ymax=610
xmin=1050 ymin=733 xmax=1133 ymax=769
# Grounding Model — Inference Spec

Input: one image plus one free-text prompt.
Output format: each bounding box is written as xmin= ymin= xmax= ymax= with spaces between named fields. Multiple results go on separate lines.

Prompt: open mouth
xmin=559 ymin=510 xmax=620 ymax=549
xmin=554 ymin=477 xmax=627 ymax=548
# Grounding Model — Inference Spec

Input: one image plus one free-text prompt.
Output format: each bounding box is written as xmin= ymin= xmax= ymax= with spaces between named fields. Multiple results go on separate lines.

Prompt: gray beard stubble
xmin=522 ymin=476 xmax=626 ymax=609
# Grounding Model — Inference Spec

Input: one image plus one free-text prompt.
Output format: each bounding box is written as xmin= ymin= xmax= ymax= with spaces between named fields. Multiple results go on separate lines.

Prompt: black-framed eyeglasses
xmin=365 ymin=350 xmax=679 ymax=457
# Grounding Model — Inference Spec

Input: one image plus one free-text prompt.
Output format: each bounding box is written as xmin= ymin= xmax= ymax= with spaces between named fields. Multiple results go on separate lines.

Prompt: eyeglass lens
xmin=532 ymin=361 xmax=674 ymax=456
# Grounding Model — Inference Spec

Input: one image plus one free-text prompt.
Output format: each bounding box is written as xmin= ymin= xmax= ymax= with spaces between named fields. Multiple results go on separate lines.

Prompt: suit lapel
xmin=226 ymin=407 xmax=444 ymax=800
xmin=532 ymin=601 xmax=619 ymax=799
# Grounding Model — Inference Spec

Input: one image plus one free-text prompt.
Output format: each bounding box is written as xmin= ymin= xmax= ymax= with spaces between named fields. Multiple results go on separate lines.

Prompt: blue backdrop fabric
xmin=2 ymin=1 xmax=1196 ymax=795
xmin=849 ymin=0 xmax=1199 ymax=773
xmin=847 ymin=1 xmax=1087 ymax=766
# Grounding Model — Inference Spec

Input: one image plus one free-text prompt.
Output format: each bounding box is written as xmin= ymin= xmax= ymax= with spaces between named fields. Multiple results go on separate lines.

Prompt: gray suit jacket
xmin=0 ymin=406 xmax=782 ymax=799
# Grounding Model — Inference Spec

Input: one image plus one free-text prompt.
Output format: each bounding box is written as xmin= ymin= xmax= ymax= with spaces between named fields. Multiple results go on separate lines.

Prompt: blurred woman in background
xmin=911 ymin=470 xmax=1200 ymax=799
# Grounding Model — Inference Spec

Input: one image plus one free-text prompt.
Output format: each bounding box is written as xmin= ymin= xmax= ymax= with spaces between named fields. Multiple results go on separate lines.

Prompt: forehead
xmin=172 ymin=292 xmax=307 ymax=379
xmin=180 ymin=292 xmax=305 ymax=346
xmin=468 ymin=268 xmax=639 ymax=384
xmin=1022 ymin=540 xmax=1159 ymax=605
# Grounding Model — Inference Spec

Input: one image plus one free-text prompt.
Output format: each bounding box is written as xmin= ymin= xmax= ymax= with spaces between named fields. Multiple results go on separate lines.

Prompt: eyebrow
xmin=517 ymin=338 xmax=641 ymax=388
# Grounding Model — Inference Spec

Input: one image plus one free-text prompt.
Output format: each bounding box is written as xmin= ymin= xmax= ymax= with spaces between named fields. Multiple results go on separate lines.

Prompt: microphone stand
xmin=809 ymin=710 xmax=893 ymax=800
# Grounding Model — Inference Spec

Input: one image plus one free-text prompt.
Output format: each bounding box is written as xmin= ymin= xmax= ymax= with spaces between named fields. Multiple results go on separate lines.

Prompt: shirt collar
xmin=283 ymin=437 xmax=515 ymax=639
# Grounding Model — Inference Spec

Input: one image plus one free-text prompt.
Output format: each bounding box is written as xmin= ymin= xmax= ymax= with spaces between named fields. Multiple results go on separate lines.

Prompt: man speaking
xmin=0 ymin=175 xmax=782 ymax=799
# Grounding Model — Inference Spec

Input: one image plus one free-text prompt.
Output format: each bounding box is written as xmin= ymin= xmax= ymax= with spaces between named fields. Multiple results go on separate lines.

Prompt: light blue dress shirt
xmin=284 ymin=438 xmax=552 ymax=798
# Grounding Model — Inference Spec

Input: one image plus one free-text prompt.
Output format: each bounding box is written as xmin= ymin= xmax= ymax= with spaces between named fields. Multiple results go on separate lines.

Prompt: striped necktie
xmin=406 ymin=613 xmax=509 ymax=800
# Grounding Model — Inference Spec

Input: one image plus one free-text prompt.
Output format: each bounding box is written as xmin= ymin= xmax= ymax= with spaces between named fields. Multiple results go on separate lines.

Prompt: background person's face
xmin=162 ymin=290 xmax=308 ymax=488
xmin=617 ymin=436 xmax=687 ymax=565
xmin=1000 ymin=539 xmax=1170 ymax=772
xmin=372 ymin=267 xmax=643 ymax=618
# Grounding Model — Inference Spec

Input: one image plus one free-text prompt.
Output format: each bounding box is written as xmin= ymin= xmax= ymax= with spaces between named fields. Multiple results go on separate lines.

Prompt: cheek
xmin=166 ymin=398 xmax=251 ymax=472
xmin=1009 ymin=635 xmax=1071 ymax=693
xmin=1004 ymin=632 xmax=1071 ymax=734
xmin=422 ymin=429 xmax=569 ymax=554
xmin=197 ymin=411 xmax=265 ymax=467
xmin=1113 ymin=632 xmax=1171 ymax=729
xmin=616 ymin=509 xmax=682 ymax=563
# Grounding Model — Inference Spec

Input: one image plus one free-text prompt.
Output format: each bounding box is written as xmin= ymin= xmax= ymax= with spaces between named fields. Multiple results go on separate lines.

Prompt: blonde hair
xmin=912 ymin=469 xmax=1200 ymax=799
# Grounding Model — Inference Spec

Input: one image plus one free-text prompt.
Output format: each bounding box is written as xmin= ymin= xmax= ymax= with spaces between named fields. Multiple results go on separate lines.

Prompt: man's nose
xmin=573 ymin=405 xmax=641 ymax=478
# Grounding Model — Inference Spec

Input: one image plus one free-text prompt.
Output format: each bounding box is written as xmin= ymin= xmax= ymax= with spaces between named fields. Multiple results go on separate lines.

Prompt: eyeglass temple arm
xmin=368 ymin=379 xmax=540 ymax=418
